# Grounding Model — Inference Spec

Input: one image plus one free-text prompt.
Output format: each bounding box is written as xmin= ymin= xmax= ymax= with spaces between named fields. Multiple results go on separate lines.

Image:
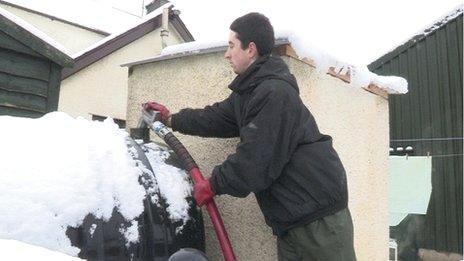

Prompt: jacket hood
xmin=228 ymin=55 xmax=299 ymax=94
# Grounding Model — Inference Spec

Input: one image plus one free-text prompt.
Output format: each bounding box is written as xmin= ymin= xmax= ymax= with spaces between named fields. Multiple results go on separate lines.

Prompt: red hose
xmin=190 ymin=168 xmax=236 ymax=261
xmin=147 ymin=119 xmax=237 ymax=261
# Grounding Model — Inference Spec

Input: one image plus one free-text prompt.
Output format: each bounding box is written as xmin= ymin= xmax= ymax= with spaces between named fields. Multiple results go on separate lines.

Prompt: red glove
xmin=193 ymin=178 xmax=215 ymax=206
xmin=143 ymin=102 xmax=171 ymax=124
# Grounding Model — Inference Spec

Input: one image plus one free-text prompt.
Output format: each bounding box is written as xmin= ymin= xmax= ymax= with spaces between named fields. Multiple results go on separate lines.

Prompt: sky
xmin=2 ymin=0 xmax=462 ymax=66
xmin=104 ymin=0 xmax=463 ymax=66
xmin=167 ymin=0 xmax=463 ymax=66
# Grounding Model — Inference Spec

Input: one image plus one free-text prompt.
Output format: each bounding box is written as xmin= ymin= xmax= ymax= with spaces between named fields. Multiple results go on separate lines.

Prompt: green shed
xmin=369 ymin=7 xmax=463 ymax=257
xmin=0 ymin=7 xmax=73 ymax=118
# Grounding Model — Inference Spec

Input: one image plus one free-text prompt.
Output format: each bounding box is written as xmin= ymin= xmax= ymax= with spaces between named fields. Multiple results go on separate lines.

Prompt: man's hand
xmin=193 ymin=178 xmax=215 ymax=206
xmin=143 ymin=102 xmax=171 ymax=125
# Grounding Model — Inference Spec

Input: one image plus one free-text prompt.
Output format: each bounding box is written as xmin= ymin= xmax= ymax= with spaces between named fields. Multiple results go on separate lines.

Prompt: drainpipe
xmin=161 ymin=8 xmax=169 ymax=49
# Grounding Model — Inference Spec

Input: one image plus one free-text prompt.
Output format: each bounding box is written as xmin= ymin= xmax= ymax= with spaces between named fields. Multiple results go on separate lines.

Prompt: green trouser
xmin=277 ymin=208 xmax=356 ymax=261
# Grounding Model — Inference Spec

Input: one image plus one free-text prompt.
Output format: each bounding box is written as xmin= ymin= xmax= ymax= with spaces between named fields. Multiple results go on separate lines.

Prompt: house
xmin=122 ymin=37 xmax=407 ymax=260
xmin=58 ymin=4 xmax=193 ymax=127
xmin=0 ymin=0 xmax=193 ymax=126
xmin=0 ymin=6 xmax=73 ymax=118
xmin=0 ymin=0 xmax=116 ymax=54
xmin=369 ymin=6 xmax=463 ymax=261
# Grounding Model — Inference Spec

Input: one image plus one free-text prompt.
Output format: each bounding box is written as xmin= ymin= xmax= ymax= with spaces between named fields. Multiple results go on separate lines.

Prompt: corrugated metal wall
xmin=369 ymin=13 xmax=463 ymax=254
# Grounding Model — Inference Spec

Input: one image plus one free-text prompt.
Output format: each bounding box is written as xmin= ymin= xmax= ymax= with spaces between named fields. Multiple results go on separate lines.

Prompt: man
xmin=145 ymin=12 xmax=356 ymax=261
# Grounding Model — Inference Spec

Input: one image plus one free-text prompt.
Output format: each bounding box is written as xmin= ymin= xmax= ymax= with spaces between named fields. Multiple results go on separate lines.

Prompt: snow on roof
xmin=421 ymin=5 xmax=463 ymax=36
xmin=72 ymin=3 xmax=172 ymax=59
xmin=278 ymin=31 xmax=408 ymax=94
xmin=0 ymin=112 xmax=192 ymax=257
xmin=160 ymin=39 xmax=228 ymax=56
xmin=1 ymin=0 xmax=141 ymax=35
xmin=0 ymin=5 xmax=72 ymax=57
xmin=371 ymin=5 xmax=463 ymax=65
xmin=123 ymin=31 xmax=407 ymax=95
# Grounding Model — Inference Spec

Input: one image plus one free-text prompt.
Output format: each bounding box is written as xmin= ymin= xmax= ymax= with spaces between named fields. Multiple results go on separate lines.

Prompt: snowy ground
xmin=0 ymin=239 xmax=82 ymax=260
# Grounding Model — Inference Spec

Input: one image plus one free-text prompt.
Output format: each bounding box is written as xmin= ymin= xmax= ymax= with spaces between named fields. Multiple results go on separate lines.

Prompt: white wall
xmin=0 ymin=3 xmax=106 ymax=54
xmin=59 ymin=24 xmax=184 ymax=121
xmin=126 ymin=52 xmax=390 ymax=260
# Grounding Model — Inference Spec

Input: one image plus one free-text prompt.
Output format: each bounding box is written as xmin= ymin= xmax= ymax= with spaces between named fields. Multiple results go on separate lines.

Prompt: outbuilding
xmin=123 ymin=38 xmax=406 ymax=260
xmin=369 ymin=7 xmax=463 ymax=260
xmin=0 ymin=7 xmax=73 ymax=118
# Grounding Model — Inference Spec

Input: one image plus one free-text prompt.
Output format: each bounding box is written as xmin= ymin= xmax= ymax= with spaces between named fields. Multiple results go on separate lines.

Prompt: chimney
xmin=145 ymin=0 xmax=169 ymax=14
xmin=160 ymin=8 xmax=169 ymax=48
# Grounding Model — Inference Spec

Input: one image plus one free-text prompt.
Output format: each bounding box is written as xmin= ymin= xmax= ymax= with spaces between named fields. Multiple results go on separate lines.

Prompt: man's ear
xmin=248 ymin=42 xmax=258 ymax=59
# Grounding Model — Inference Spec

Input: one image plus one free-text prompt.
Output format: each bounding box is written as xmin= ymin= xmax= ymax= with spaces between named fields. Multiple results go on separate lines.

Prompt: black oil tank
xmin=66 ymin=137 xmax=205 ymax=261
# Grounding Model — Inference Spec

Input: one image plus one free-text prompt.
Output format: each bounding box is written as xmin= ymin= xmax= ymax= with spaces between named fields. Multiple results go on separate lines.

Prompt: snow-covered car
xmin=0 ymin=113 xmax=205 ymax=260
xmin=66 ymin=139 xmax=205 ymax=260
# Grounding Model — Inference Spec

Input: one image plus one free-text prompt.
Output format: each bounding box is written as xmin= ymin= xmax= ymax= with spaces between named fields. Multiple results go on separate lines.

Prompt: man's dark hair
xmin=230 ymin=12 xmax=275 ymax=56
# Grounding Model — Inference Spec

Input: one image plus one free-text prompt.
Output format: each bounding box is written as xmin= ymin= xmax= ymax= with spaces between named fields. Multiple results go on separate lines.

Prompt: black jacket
xmin=171 ymin=55 xmax=348 ymax=236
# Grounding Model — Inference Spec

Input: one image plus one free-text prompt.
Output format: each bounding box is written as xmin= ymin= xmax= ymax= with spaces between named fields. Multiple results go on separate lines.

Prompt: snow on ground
xmin=0 ymin=239 xmax=82 ymax=260
xmin=0 ymin=112 xmax=192 ymax=257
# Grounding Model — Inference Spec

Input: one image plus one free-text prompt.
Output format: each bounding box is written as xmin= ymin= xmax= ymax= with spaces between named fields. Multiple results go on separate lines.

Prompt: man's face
xmin=224 ymin=31 xmax=256 ymax=75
